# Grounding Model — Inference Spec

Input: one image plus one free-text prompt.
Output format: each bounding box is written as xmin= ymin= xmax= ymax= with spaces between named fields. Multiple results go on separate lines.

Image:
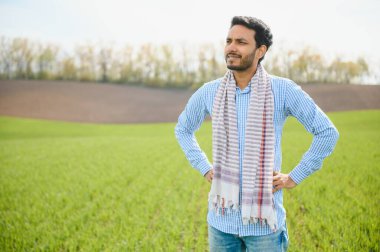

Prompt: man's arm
xmin=174 ymin=86 xmax=213 ymax=178
xmin=279 ymin=82 xmax=339 ymax=187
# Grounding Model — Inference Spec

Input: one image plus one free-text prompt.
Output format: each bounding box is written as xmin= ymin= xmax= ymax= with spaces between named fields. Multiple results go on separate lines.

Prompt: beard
xmin=225 ymin=49 xmax=256 ymax=71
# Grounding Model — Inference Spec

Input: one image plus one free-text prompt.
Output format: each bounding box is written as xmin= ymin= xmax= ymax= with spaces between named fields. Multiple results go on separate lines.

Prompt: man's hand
xmin=272 ymin=171 xmax=297 ymax=193
xmin=204 ymin=169 xmax=214 ymax=183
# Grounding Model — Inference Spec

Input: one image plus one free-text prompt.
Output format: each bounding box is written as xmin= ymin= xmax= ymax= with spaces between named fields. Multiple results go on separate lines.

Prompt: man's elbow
xmin=333 ymin=127 xmax=339 ymax=142
xmin=174 ymin=122 xmax=181 ymax=140
xmin=330 ymin=127 xmax=340 ymax=148
xmin=174 ymin=122 xmax=187 ymax=141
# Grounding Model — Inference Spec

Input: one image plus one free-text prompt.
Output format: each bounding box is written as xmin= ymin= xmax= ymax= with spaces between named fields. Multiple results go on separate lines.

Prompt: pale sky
xmin=0 ymin=0 xmax=379 ymax=62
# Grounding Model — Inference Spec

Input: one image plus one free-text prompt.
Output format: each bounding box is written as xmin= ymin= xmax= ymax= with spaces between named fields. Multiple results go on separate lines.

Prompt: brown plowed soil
xmin=0 ymin=80 xmax=379 ymax=124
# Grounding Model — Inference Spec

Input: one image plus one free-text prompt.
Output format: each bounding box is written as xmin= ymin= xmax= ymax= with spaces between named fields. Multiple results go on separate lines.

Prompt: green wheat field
xmin=0 ymin=110 xmax=379 ymax=251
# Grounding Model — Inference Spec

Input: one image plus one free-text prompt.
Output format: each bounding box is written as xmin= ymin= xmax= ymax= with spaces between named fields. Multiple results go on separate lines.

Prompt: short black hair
xmin=230 ymin=16 xmax=273 ymax=63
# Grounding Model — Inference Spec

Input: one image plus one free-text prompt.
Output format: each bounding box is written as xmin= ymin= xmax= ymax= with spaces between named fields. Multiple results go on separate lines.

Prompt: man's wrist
xmin=289 ymin=164 xmax=310 ymax=185
xmin=287 ymin=175 xmax=297 ymax=187
xmin=197 ymin=160 xmax=213 ymax=176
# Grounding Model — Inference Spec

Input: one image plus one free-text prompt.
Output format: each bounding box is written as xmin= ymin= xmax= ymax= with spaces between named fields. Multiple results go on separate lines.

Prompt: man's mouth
xmin=227 ymin=54 xmax=241 ymax=59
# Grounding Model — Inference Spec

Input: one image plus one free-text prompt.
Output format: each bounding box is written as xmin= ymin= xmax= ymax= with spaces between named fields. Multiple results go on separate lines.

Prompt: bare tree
xmin=10 ymin=38 xmax=36 ymax=79
xmin=36 ymin=43 xmax=59 ymax=79
xmin=119 ymin=45 xmax=135 ymax=83
xmin=97 ymin=44 xmax=113 ymax=83
xmin=291 ymin=47 xmax=325 ymax=83
xmin=0 ymin=36 xmax=13 ymax=79
xmin=75 ymin=44 xmax=96 ymax=81
xmin=329 ymin=57 xmax=369 ymax=84
xmin=59 ymin=54 xmax=77 ymax=80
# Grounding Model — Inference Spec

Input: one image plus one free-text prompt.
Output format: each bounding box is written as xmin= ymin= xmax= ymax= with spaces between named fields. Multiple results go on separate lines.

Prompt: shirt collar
xmin=233 ymin=69 xmax=259 ymax=94
xmin=236 ymin=82 xmax=252 ymax=94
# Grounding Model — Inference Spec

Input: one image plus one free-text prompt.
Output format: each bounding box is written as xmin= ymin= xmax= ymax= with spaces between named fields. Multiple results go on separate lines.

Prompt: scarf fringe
xmin=208 ymin=194 xmax=239 ymax=215
xmin=243 ymin=203 xmax=278 ymax=231
xmin=242 ymin=217 xmax=277 ymax=232
xmin=209 ymin=194 xmax=278 ymax=232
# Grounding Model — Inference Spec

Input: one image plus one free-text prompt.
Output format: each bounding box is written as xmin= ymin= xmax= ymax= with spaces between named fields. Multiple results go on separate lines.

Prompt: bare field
xmin=0 ymin=80 xmax=379 ymax=123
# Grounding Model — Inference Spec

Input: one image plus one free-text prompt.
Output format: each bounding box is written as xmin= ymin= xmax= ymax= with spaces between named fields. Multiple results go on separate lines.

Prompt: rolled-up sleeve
xmin=174 ymin=86 xmax=212 ymax=176
xmin=285 ymin=82 xmax=339 ymax=184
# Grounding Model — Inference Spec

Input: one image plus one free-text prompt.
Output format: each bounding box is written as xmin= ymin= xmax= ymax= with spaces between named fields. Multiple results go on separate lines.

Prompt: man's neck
xmin=232 ymin=65 xmax=258 ymax=90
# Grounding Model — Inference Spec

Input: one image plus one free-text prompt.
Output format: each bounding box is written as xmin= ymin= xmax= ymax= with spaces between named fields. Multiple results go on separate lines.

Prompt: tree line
xmin=0 ymin=36 xmax=372 ymax=88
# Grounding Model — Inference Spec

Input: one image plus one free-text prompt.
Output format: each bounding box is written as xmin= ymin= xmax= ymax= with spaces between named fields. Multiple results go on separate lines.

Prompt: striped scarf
xmin=209 ymin=64 xmax=277 ymax=231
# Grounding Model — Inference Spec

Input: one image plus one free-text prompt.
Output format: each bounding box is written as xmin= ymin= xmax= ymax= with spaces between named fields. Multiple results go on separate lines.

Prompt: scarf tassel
xmin=209 ymin=195 xmax=239 ymax=216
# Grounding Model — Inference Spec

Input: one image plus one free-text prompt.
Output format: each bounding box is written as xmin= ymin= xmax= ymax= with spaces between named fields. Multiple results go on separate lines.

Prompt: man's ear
xmin=257 ymin=45 xmax=267 ymax=59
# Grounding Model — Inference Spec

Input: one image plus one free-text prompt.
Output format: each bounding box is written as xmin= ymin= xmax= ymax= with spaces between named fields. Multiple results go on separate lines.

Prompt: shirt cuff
xmin=289 ymin=163 xmax=311 ymax=185
xmin=196 ymin=159 xmax=213 ymax=176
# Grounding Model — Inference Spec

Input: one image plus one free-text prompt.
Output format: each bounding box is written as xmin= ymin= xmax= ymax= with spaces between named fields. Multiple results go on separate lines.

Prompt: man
xmin=175 ymin=16 xmax=339 ymax=251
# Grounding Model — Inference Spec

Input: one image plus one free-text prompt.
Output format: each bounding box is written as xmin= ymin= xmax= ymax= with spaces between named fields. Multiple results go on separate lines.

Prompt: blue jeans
xmin=208 ymin=223 xmax=289 ymax=252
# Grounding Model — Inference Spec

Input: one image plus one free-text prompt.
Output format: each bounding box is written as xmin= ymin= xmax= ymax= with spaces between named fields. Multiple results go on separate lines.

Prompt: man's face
xmin=224 ymin=25 xmax=258 ymax=72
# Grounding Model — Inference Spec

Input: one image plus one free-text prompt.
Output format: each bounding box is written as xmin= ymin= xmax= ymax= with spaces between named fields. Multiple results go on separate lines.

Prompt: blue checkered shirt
xmin=175 ymin=75 xmax=339 ymax=236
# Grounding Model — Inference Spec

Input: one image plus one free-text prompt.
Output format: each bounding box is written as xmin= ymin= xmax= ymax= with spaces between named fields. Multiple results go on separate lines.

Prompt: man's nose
xmin=225 ymin=43 xmax=237 ymax=53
